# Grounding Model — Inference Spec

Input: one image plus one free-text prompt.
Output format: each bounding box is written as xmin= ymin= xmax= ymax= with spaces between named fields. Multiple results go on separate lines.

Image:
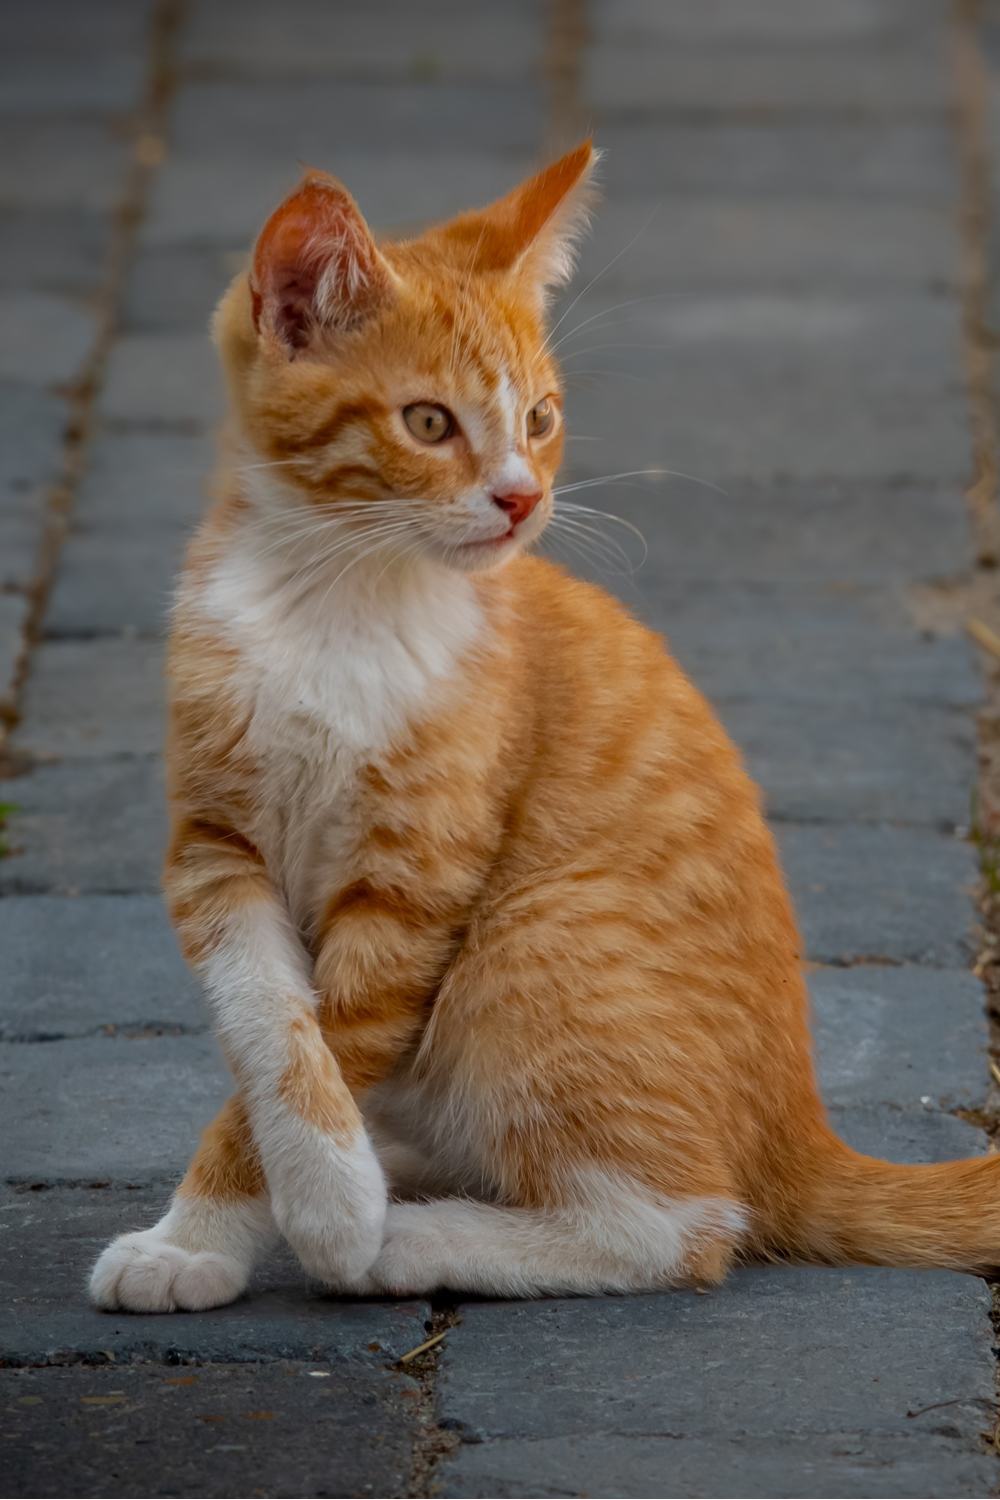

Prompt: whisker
xmin=555 ymin=468 xmax=728 ymax=498
xmin=557 ymin=500 xmax=648 ymax=568
xmin=550 ymin=514 xmax=635 ymax=573
xmin=233 ymin=458 xmax=305 ymax=476
xmin=549 ymin=291 xmax=692 ymax=357
xmin=544 ymin=522 xmax=636 ymax=586
xmin=542 ymin=210 xmax=660 ymax=356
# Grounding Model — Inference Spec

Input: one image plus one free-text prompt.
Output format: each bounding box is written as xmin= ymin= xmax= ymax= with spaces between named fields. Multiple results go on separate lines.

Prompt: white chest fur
xmin=190 ymin=523 xmax=484 ymax=927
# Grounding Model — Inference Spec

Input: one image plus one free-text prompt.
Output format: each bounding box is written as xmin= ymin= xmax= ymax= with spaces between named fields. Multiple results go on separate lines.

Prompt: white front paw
xmin=267 ymin=1130 xmax=387 ymax=1285
xmin=89 ymin=1229 xmax=248 ymax=1313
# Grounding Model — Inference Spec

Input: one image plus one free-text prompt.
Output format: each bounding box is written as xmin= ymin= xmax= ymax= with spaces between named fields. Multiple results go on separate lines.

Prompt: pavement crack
xmin=402 ymin=1299 xmax=462 ymax=1499
xmin=952 ymin=0 xmax=1000 ymax=1463
xmin=0 ymin=0 xmax=184 ymax=771
xmin=0 ymin=1022 xmax=209 ymax=1044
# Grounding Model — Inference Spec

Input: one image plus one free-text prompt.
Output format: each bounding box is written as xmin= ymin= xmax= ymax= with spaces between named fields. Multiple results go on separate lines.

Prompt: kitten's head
xmin=214 ymin=141 xmax=597 ymax=573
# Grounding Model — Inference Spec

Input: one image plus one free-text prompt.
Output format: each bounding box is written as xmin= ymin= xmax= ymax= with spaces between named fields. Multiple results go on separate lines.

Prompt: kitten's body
xmin=92 ymin=144 xmax=1000 ymax=1312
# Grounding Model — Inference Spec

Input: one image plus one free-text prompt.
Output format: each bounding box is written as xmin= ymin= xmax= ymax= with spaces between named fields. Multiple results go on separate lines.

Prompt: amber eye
xmin=527 ymin=398 xmax=554 ymax=439
xmin=403 ymin=402 xmax=455 ymax=444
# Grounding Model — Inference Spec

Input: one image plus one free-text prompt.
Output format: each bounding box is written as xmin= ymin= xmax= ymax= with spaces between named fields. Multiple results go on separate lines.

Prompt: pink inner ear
xmin=271 ymin=268 xmax=319 ymax=350
xmin=251 ymin=175 xmax=387 ymax=348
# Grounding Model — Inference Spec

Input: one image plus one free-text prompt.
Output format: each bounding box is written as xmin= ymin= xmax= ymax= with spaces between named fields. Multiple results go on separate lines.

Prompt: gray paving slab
xmin=0 ymin=120 xmax=128 ymax=213
xmin=0 ymin=206 xmax=110 ymax=297
xmin=0 ymin=292 xmax=95 ymax=386
xmin=2 ymin=1031 xmax=228 ymax=1182
xmin=548 ymin=481 xmax=969 ymax=584
xmin=574 ymin=196 xmax=958 ymax=294
xmin=721 ymin=696 xmax=973 ymax=826
xmin=0 ymin=758 xmax=166 ymax=894
xmin=3 ymin=0 xmax=156 ymax=54
xmin=583 ymin=48 xmax=947 ymax=117
xmin=441 ymin=1429 xmax=996 ymax=1500
xmin=180 ymin=0 xmax=543 ymax=78
xmin=616 ymin=581 xmax=978 ymax=707
xmin=810 ymin=965 xmax=988 ymax=1111
xmin=594 ymin=122 xmax=956 ymax=201
xmin=0 ymin=894 xmax=199 ymax=1041
xmin=171 ymin=79 xmax=544 ymax=158
xmin=0 ymin=592 xmax=28 ymax=720
xmin=67 ymin=426 xmax=213 ymax=529
xmin=46 ymin=530 xmax=185 ymax=638
xmin=828 ymin=1103 xmax=986 ymax=1162
xmin=560 ymin=289 xmax=965 ymax=483
xmin=0 ymin=1186 xmax=431 ymax=1366
xmin=122 ymin=245 xmax=243 ymax=332
xmin=436 ymin=1271 xmax=993 ymax=1482
xmin=2 ymin=1362 xmax=421 ymax=1499
xmin=587 ymin=0 xmax=947 ymax=47
xmin=100 ymin=332 xmax=222 ymax=428
xmin=17 ymin=638 xmax=166 ymax=758
xmin=560 ymin=293 xmax=967 ymax=485
xmin=0 ymin=513 xmax=41 ymax=597
xmin=777 ymin=822 xmax=976 ymax=966
xmin=0 ymin=55 xmax=146 ymax=115
xmin=0 ymin=384 xmax=65 ymax=530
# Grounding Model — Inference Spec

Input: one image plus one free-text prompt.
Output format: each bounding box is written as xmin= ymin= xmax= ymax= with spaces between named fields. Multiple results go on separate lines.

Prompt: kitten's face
xmin=216 ymin=144 xmax=595 ymax=574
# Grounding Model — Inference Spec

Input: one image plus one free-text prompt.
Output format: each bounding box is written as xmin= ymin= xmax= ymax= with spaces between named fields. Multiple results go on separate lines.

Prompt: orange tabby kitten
xmin=91 ymin=142 xmax=997 ymax=1312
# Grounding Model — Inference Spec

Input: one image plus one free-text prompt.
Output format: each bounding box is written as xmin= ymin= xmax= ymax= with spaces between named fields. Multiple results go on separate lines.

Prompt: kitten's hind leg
xmin=344 ymin=1175 xmax=747 ymax=1298
xmin=89 ymin=1095 xmax=277 ymax=1313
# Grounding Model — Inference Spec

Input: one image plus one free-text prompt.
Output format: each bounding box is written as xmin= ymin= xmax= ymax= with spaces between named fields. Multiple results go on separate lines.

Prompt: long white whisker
xmin=550 ymin=514 xmax=635 ymax=573
xmin=549 ymin=292 xmax=689 ymax=357
xmin=542 ymin=210 xmax=660 ymax=356
xmin=557 ymin=501 xmax=648 ymax=567
xmin=555 ymin=468 xmax=728 ymax=497
xmin=253 ymin=517 xmax=422 ymax=589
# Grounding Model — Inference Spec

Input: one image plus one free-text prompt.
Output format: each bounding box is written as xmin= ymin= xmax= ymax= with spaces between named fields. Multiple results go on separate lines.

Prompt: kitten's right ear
xmin=250 ymin=172 xmax=394 ymax=353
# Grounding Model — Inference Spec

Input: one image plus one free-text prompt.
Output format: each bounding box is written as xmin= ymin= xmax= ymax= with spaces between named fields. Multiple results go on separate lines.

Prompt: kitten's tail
xmin=787 ymin=1133 xmax=1000 ymax=1271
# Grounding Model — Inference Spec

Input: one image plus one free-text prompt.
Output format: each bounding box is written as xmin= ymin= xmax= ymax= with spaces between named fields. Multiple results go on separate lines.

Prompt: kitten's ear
xmin=250 ymin=171 xmax=394 ymax=352
xmin=441 ymin=140 xmax=598 ymax=299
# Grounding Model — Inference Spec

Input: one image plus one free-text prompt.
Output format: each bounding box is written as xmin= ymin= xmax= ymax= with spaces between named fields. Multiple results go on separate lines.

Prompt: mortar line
xmin=0 ymin=0 xmax=187 ymax=771
xmin=950 ymin=0 xmax=1000 ymax=1471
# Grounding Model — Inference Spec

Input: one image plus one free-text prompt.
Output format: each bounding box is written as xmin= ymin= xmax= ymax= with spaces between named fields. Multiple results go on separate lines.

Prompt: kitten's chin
xmin=445 ymin=536 xmax=525 ymax=574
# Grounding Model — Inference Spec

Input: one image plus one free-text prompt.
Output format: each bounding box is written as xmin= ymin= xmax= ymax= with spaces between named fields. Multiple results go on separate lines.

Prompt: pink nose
xmin=492 ymin=487 xmax=543 ymax=527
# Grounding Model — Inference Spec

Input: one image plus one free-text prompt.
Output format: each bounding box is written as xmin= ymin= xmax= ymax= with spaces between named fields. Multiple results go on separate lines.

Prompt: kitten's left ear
xmin=250 ymin=170 xmax=395 ymax=353
xmin=441 ymin=140 xmax=599 ymax=300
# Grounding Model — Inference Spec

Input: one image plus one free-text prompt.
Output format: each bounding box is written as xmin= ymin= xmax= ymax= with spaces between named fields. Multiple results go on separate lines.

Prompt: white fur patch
xmin=188 ymin=487 xmax=483 ymax=932
xmin=343 ymin=1170 xmax=747 ymax=1297
xmin=89 ymin=1194 xmax=276 ymax=1313
xmin=200 ymin=917 xmax=387 ymax=1284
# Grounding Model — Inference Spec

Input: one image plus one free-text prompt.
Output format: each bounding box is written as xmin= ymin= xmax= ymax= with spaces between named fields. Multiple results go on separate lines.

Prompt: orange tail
xmin=789 ymin=1134 xmax=1000 ymax=1272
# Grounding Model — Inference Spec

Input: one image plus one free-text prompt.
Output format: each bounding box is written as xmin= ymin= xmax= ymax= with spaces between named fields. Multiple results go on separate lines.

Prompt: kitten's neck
xmin=187 ymin=474 xmax=490 ymax=749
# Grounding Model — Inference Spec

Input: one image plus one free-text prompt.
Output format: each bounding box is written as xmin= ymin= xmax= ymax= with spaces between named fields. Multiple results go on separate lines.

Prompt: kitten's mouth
xmin=456 ymin=529 xmax=516 ymax=553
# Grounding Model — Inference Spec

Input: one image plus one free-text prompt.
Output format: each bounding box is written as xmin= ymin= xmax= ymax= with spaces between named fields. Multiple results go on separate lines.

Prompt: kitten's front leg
xmin=166 ymin=816 xmax=386 ymax=1285
xmin=91 ymin=1095 xmax=277 ymax=1312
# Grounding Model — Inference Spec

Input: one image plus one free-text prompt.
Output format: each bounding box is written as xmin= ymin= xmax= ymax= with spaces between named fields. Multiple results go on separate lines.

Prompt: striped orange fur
xmin=90 ymin=141 xmax=1000 ymax=1313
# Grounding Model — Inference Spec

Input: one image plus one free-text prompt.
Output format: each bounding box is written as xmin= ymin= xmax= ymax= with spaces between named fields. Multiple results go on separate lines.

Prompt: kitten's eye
xmin=527 ymin=398 xmax=554 ymax=439
xmin=403 ymin=402 xmax=455 ymax=444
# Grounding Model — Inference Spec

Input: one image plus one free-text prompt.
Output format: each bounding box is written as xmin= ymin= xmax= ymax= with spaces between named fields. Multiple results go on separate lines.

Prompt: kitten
xmin=91 ymin=142 xmax=997 ymax=1311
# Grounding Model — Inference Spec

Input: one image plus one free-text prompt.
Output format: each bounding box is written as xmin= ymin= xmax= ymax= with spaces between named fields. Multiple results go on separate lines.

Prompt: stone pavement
xmin=2 ymin=1 xmax=999 ymax=1495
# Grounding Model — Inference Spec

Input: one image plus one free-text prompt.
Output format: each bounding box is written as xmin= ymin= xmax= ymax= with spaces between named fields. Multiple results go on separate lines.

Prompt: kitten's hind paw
xmin=89 ymin=1229 xmax=249 ymax=1313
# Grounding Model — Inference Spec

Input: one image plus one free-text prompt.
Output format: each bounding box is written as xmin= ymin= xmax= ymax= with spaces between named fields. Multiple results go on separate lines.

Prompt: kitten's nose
xmin=492 ymin=487 xmax=543 ymax=527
